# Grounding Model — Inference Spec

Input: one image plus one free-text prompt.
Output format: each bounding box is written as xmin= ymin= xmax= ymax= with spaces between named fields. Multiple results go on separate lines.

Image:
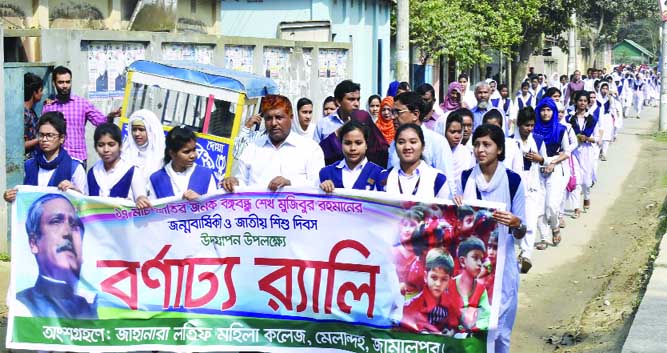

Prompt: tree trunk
xmin=511 ymin=37 xmax=536 ymax=94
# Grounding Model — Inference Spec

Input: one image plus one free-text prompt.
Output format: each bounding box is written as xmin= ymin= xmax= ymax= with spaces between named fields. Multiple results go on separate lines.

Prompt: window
xmin=208 ymin=99 xmax=235 ymax=138
xmin=126 ymin=83 xmax=207 ymax=132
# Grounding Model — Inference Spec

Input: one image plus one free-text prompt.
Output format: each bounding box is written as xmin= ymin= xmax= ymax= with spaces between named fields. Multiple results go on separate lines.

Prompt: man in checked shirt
xmin=42 ymin=66 xmax=121 ymax=168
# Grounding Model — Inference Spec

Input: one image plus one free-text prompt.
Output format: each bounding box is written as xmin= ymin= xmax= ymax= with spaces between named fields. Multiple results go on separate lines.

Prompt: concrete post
xmin=660 ymin=20 xmax=667 ymax=131
xmin=107 ymin=0 xmax=122 ymax=30
xmin=0 ymin=26 xmax=6 ymax=253
xmin=567 ymin=12 xmax=577 ymax=75
xmin=33 ymin=0 xmax=50 ymax=28
xmin=396 ymin=0 xmax=409 ymax=82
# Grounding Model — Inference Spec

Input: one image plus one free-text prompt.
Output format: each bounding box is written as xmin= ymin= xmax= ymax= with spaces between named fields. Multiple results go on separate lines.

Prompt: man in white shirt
xmin=221 ymin=94 xmax=324 ymax=192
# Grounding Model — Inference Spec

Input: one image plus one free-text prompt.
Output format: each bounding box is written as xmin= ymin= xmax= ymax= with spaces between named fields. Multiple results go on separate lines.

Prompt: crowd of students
xmin=6 ymin=63 xmax=659 ymax=353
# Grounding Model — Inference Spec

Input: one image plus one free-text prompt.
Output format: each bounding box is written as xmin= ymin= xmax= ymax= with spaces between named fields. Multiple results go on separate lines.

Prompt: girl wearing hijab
xmin=385 ymin=124 xmax=450 ymax=199
xmin=596 ymin=82 xmax=613 ymax=161
xmin=440 ymin=81 xmax=464 ymax=113
xmin=569 ymin=91 xmax=600 ymax=215
xmin=88 ymin=123 xmax=151 ymax=208
xmin=291 ymin=97 xmax=316 ymax=140
xmin=434 ymin=82 xmax=464 ymax=136
xmin=454 ymin=124 xmax=526 ymax=353
xmin=533 ymin=97 xmax=570 ymax=247
xmin=3 ymin=112 xmax=86 ymax=202
xmin=319 ymin=121 xmax=386 ymax=192
xmin=319 ymin=110 xmax=389 ymax=168
xmin=376 ymin=96 xmax=396 ymax=144
xmin=367 ymin=94 xmax=381 ymax=122
xmin=631 ymin=73 xmax=646 ymax=118
xmin=122 ymin=109 xmax=166 ymax=182
xmin=487 ymin=79 xmax=502 ymax=101
xmin=557 ymin=100 xmax=579 ymax=227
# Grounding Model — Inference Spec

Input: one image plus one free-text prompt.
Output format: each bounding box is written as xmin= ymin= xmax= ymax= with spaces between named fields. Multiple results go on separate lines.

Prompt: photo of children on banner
xmin=395 ymin=202 xmax=498 ymax=337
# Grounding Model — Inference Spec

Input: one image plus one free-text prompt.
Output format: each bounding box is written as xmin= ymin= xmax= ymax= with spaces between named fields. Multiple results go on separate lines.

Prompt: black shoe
xmin=519 ymin=257 xmax=533 ymax=274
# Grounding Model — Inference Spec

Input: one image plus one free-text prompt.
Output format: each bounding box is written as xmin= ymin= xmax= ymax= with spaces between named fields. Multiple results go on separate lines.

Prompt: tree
xmin=509 ymin=0 xmax=575 ymax=92
xmin=618 ymin=17 xmax=660 ymax=58
xmin=407 ymin=0 xmax=535 ymax=70
xmin=577 ymin=0 xmax=659 ymax=68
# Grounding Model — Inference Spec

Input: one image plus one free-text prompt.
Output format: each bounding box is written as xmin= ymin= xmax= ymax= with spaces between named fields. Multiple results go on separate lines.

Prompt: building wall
xmin=0 ymin=0 xmax=219 ymax=33
xmin=221 ymin=0 xmax=393 ymax=102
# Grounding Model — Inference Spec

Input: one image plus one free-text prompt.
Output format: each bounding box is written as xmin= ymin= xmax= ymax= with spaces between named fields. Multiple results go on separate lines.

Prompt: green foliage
xmin=617 ymin=16 xmax=661 ymax=56
xmin=577 ymin=0 xmax=660 ymax=54
xmin=407 ymin=0 xmax=573 ymax=70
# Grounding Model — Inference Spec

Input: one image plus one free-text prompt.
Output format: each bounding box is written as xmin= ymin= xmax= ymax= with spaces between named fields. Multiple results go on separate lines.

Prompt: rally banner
xmin=7 ymin=186 xmax=508 ymax=353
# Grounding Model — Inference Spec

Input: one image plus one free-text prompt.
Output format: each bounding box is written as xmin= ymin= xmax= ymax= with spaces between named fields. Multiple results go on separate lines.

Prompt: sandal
xmin=572 ymin=209 xmax=581 ymax=219
xmin=552 ymin=229 xmax=562 ymax=246
xmin=559 ymin=217 xmax=566 ymax=228
xmin=583 ymin=199 xmax=590 ymax=212
xmin=519 ymin=257 xmax=533 ymax=274
xmin=535 ymin=241 xmax=548 ymax=250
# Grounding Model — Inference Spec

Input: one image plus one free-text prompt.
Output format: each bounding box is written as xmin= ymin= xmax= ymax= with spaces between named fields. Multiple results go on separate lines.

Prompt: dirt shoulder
xmin=512 ymin=116 xmax=667 ymax=352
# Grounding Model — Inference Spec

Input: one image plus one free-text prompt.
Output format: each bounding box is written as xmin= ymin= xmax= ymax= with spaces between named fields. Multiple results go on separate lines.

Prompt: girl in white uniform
xmin=514 ymin=107 xmax=547 ymax=265
xmin=122 ymin=109 xmax=166 ymax=184
xmin=454 ymin=123 xmax=526 ymax=353
xmin=533 ymin=98 xmax=570 ymax=247
xmin=557 ymin=102 xmax=580 ymax=221
xmin=87 ymin=123 xmax=151 ymax=209
xmin=385 ymin=123 xmax=451 ymax=199
xmin=569 ymin=91 xmax=601 ymax=213
xmin=443 ymin=111 xmax=475 ymax=189
xmin=597 ymin=82 xmax=614 ymax=160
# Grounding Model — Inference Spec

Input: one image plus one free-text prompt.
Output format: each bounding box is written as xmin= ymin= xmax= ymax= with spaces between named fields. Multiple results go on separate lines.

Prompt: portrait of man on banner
xmin=15 ymin=193 xmax=97 ymax=319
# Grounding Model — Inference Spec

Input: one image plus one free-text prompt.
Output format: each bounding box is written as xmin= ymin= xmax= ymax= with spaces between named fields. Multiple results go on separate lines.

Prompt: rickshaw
xmin=119 ymin=60 xmax=279 ymax=182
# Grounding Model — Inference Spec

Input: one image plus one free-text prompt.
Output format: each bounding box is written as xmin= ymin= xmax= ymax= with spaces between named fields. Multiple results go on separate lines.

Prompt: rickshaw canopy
xmin=128 ymin=60 xmax=279 ymax=99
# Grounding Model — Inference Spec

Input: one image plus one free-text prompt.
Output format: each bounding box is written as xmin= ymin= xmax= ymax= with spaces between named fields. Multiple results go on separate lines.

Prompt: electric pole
xmin=567 ymin=12 xmax=577 ymax=76
xmin=660 ymin=19 xmax=667 ymax=130
xmin=396 ymin=0 xmax=409 ymax=82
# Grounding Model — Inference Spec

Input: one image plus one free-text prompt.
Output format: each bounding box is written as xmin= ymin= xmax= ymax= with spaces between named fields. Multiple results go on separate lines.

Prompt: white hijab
xmin=462 ymin=162 xmax=511 ymax=207
xmin=290 ymin=113 xmax=316 ymax=139
xmin=122 ymin=109 xmax=165 ymax=179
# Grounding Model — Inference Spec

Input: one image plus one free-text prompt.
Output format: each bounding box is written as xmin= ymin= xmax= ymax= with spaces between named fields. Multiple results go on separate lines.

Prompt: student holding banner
xmin=221 ymin=94 xmax=325 ymax=193
xmin=148 ymin=126 xmax=217 ymax=201
xmin=384 ymin=124 xmax=450 ymax=199
xmin=121 ymin=109 xmax=166 ymax=183
xmin=87 ymin=123 xmax=151 ymax=208
xmin=4 ymin=111 xmax=86 ymax=203
xmin=319 ymin=120 xmax=387 ymax=192
xmin=455 ymin=124 xmax=526 ymax=353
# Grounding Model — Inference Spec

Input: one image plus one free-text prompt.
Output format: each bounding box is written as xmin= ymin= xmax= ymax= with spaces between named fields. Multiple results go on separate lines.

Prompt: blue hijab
xmin=386 ymin=81 xmax=399 ymax=97
xmin=534 ymin=97 xmax=564 ymax=145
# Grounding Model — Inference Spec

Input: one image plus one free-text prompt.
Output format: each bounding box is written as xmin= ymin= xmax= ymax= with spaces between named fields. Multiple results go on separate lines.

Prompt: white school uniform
xmin=572 ymin=115 xmax=601 ymax=201
xmin=148 ymin=162 xmax=217 ymax=200
xmin=516 ymin=133 xmax=547 ymax=259
xmin=385 ymin=161 xmax=451 ymax=199
xmin=450 ymin=143 xmax=476 ymax=193
xmin=537 ymin=130 xmax=570 ymax=242
xmin=37 ymin=163 xmax=87 ymax=192
xmin=88 ymin=158 xmax=147 ymax=200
